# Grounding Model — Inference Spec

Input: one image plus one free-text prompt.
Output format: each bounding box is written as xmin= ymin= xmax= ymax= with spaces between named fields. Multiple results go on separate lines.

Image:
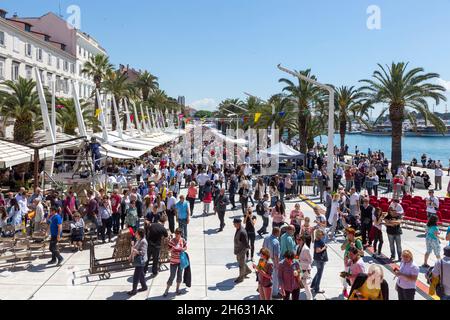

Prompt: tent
xmin=260 ymin=142 xmax=304 ymax=160
xmin=0 ymin=140 xmax=53 ymax=169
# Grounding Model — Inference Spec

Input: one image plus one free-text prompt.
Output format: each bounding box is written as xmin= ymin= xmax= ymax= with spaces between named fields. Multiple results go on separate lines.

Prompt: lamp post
xmin=277 ymin=64 xmax=335 ymax=189
xmin=223 ymin=108 xmax=239 ymax=132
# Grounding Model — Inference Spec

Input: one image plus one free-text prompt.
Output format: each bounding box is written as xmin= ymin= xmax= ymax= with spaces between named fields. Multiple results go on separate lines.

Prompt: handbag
xmin=180 ymin=251 xmax=189 ymax=270
xmin=436 ymin=260 xmax=445 ymax=298
xmin=133 ymin=255 xmax=145 ymax=267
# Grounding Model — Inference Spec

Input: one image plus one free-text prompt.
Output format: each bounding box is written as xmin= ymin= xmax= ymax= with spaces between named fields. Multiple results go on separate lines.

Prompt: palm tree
xmin=334 ymin=86 xmax=365 ymax=151
xmin=81 ymin=54 xmax=113 ymax=113
xmin=0 ymin=78 xmax=40 ymax=144
xmin=279 ymin=69 xmax=324 ymax=154
xmin=360 ymin=62 xmax=447 ymax=172
xmin=102 ymin=70 xmax=131 ymax=130
xmin=56 ymin=98 xmax=92 ymax=135
xmin=135 ymin=71 xmax=159 ymax=101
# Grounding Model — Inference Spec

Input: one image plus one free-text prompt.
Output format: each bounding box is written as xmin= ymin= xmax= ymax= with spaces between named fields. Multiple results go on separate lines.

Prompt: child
xmin=203 ymin=180 xmax=213 ymax=215
xmin=300 ymin=217 xmax=314 ymax=248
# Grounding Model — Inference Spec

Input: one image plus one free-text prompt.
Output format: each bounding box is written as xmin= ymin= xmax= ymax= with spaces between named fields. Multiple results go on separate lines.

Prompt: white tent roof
xmin=99 ymin=143 xmax=147 ymax=160
xmin=0 ymin=140 xmax=53 ymax=169
xmin=261 ymin=142 xmax=304 ymax=159
xmin=33 ymin=130 xmax=83 ymax=151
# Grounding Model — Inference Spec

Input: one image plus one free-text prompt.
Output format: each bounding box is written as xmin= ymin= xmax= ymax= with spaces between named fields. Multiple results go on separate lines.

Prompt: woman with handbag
xmin=164 ymin=228 xmax=187 ymax=297
xmin=128 ymin=228 xmax=148 ymax=296
xmin=70 ymin=212 xmax=85 ymax=251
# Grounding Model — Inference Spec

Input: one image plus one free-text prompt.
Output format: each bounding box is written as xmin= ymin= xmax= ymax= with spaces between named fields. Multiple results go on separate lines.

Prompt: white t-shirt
xmin=328 ymin=201 xmax=340 ymax=225
xmin=349 ymin=193 xmax=360 ymax=206
xmin=315 ymin=214 xmax=327 ymax=232
xmin=435 ymin=168 xmax=443 ymax=177
xmin=426 ymin=196 xmax=439 ymax=214
xmin=389 ymin=202 xmax=404 ymax=215
xmin=197 ymin=173 xmax=210 ymax=186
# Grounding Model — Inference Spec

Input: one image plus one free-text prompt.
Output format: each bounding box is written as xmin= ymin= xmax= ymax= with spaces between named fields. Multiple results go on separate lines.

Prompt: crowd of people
xmin=0 ymin=143 xmax=449 ymax=301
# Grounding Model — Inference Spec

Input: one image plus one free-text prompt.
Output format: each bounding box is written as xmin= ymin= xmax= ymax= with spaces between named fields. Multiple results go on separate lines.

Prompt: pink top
xmin=348 ymin=259 xmax=366 ymax=285
xmin=290 ymin=209 xmax=304 ymax=225
xmin=187 ymin=187 xmax=198 ymax=199
xmin=169 ymin=237 xmax=187 ymax=265
xmin=271 ymin=208 xmax=285 ymax=224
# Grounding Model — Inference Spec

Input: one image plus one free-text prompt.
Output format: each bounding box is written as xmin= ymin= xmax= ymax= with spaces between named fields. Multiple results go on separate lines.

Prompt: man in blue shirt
xmin=47 ymin=207 xmax=63 ymax=266
xmin=263 ymin=227 xmax=281 ymax=298
xmin=296 ymin=168 xmax=306 ymax=195
xmin=175 ymin=195 xmax=190 ymax=240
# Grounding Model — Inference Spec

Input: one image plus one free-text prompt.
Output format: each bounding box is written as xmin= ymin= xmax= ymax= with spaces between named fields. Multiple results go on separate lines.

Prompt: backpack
xmin=256 ymin=201 xmax=265 ymax=216
xmin=426 ymin=261 xmax=445 ymax=298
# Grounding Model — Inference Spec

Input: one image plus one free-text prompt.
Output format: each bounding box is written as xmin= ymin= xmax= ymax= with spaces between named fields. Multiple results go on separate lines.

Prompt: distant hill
xmin=377 ymin=112 xmax=450 ymax=123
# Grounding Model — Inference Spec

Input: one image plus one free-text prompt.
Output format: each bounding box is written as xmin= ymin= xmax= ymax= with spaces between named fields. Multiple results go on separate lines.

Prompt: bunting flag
xmin=279 ymin=111 xmax=286 ymax=117
xmin=254 ymin=113 xmax=262 ymax=124
xmin=56 ymin=104 xmax=65 ymax=109
xmin=95 ymin=109 xmax=102 ymax=118
xmin=178 ymin=114 xmax=185 ymax=119
xmin=130 ymin=115 xmax=134 ymax=122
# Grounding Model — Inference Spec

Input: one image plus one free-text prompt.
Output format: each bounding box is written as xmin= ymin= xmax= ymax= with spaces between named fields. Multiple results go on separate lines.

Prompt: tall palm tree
xmin=279 ymin=69 xmax=324 ymax=154
xmin=360 ymin=62 xmax=447 ymax=172
xmin=102 ymin=70 xmax=131 ymax=130
xmin=81 ymin=54 xmax=113 ymax=113
xmin=0 ymin=78 xmax=40 ymax=143
xmin=334 ymin=86 xmax=365 ymax=151
xmin=135 ymin=71 xmax=159 ymax=101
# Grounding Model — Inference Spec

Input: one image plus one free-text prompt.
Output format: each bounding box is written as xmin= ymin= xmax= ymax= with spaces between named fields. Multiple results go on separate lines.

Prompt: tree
xmin=102 ymin=70 xmax=131 ymax=130
xmin=334 ymin=86 xmax=365 ymax=151
xmin=194 ymin=110 xmax=213 ymax=119
xmin=81 ymin=54 xmax=113 ymax=116
xmin=279 ymin=69 xmax=324 ymax=154
xmin=0 ymin=78 xmax=40 ymax=144
xmin=360 ymin=62 xmax=446 ymax=172
xmin=135 ymin=71 xmax=159 ymax=101
xmin=56 ymin=98 xmax=92 ymax=135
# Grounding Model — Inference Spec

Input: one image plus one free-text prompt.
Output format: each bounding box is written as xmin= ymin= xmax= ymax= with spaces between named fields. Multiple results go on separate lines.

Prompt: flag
xmin=279 ymin=111 xmax=286 ymax=117
xmin=178 ymin=114 xmax=185 ymax=119
xmin=95 ymin=109 xmax=101 ymax=118
xmin=130 ymin=115 xmax=134 ymax=122
xmin=56 ymin=104 xmax=64 ymax=109
xmin=254 ymin=113 xmax=262 ymax=124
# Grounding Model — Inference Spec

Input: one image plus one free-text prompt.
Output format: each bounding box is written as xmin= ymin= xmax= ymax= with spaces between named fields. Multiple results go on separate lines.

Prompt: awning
xmin=0 ymin=140 xmax=53 ymax=169
xmin=260 ymin=142 xmax=305 ymax=160
xmin=32 ymin=130 xmax=83 ymax=151
xmin=99 ymin=144 xmax=147 ymax=160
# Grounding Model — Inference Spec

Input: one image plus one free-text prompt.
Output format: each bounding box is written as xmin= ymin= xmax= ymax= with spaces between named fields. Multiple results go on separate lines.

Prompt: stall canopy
xmin=260 ymin=142 xmax=304 ymax=160
xmin=0 ymin=140 xmax=53 ymax=169
xmin=99 ymin=144 xmax=147 ymax=160
xmin=33 ymin=130 xmax=83 ymax=151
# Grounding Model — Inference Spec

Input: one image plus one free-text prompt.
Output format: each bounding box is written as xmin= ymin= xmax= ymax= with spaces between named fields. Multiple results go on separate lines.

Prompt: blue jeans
xmin=388 ymin=234 xmax=402 ymax=260
xmin=311 ymin=261 xmax=326 ymax=291
xmin=178 ymin=219 xmax=188 ymax=240
xmin=272 ymin=267 xmax=279 ymax=296
xmin=442 ymin=295 xmax=450 ymax=300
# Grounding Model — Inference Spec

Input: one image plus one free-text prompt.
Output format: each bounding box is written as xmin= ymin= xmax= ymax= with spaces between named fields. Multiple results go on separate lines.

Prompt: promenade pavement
xmin=0 ymin=185 xmax=441 ymax=300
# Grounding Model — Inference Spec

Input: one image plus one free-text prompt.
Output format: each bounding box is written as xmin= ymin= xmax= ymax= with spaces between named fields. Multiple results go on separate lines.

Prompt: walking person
xmin=435 ymin=167 xmax=443 ymax=190
xmin=163 ymin=228 xmax=187 ymax=297
xmin=144 ymin=215 xmax=169 ymax=277
xmin=166 ymin=191 xmax=177 ymax=234
xmin=429 ymin=246 xmax=450 ymax=300
xmin=202 ymin=180 xmax=213 ymax=216
xmin=175 ymin=195 xmax=190 ymax=241
xmin=255 ymin=194 xmax=269 ymax=237
xmin=311 ymin=229 xmax=328 ymax=295
xmin=263 ymin=227 xmax=281 ymax=299
xmin=385 ymin=204 xmax=404 ymax=262
xmin=254 ymin=248 xmax=274 ymax=300
xmin=271 ymin=200 xmax=286 ymax=229
xmin=233 ymin=218 xmax=252 ymax=284
xmin=394 ymin=250 xmax=420 ymax=300
xmin=360 ymin=197 xmax=375 ymax=248
xmin=127 ymin=228 xmax=148 ymax=296
xmin=372 ymin=207 xmax=386 ymax=258
xmin=239 ymin=179 xmax=250 ymax=215
xmin=99 ymin=196 xmax=112 ymax=243
xmin=186 ymin=182 xmax=198 ymax=216
xmin=228 ymin=174 xmax=238 ymax=210
xmin=244 ymin=208 xmax=257 ymax=261
xmin=110 ymin=189 xmax=121 ymax=235
xmin=296 ymin=235 xmax=313 ymax=300
xmin=47 ymin=207 xmax=64 ymax=266
xmin=278 ymin=251 xmax=301 ymax=300
xmin=216 ymin=188 xmax=230 ymax=232
xmin=423 ymin=215 xmax=443 ymax=268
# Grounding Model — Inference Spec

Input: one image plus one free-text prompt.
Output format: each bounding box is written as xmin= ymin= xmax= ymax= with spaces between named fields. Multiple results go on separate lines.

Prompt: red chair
xmin=403 ymin=195 xmax=412 ymax=201
xmin=380 ymin=197 xmax=389 ymax=203
xmin=416 ymin=212 xmax=428 ymax=223
xmin=380 ymin=203 xmax=390 ymax=213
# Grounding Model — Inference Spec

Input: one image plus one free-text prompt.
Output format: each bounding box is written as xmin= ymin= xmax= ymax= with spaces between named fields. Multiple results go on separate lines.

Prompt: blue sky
xmin=4 ymin=0 xmax=450 ymax=114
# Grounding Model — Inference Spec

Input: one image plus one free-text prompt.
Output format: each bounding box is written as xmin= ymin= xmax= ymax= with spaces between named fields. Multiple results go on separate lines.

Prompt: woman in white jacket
xmin=296 ymin=234 xmax=313 ymax=300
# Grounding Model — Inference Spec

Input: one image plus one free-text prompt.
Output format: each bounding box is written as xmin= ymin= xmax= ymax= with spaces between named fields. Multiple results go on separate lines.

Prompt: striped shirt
xmin=169 ymin=237 xmax=187 ymax=264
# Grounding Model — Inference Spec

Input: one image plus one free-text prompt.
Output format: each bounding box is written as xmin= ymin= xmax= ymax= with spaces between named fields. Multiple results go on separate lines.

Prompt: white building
xmin=0 ymin=9 xmax=76 ymax=98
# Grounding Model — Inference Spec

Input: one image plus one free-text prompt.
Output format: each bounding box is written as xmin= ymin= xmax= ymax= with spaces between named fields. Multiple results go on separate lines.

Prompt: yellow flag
xmin=254 ymin=113 xmax=262 ymax=124
xmin=95 ymin=109 xmax=102 ymax=118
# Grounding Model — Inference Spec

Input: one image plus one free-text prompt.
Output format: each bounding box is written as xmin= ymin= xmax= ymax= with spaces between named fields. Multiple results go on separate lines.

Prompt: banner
xmin=95 ymin=109 xmax=102 ymax=118
xmin=254 ymin=113 xmax=262 ymax=124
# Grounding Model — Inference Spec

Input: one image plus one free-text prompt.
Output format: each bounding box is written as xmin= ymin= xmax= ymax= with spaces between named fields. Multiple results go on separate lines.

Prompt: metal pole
xmin=277 ymin=64 xmax=335 ymax=188
xmin=34 ymin=149 xmax=39 ymax=193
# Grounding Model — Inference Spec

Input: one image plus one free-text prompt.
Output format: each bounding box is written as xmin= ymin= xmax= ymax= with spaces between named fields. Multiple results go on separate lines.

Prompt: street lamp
xmin=222 ymin=108 xmax=240 ymax=132
xmin=277 ymin=64 xmax=335 ymax=189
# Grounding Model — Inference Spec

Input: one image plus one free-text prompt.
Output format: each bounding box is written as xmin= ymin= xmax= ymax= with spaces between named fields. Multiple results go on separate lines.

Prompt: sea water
xmin=316 ymin=134 xmax=450 ymax=163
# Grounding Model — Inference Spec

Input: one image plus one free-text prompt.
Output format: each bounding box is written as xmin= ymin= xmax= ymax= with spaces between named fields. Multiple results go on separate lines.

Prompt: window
xmin=47 ymin=73 xmax=53 ymax=86
xmin=13 ymin=37 xmax=20 ymax=53
xmin=70 ymin=63 xmax=75 ymax=74
xmin=56 ymin=76 xmax=61 ymax=92
xmin=56 ymin=58 xmax=60 ymax=69
xmin=0 ymin=31 xmax=4 ymax=46
xmin=25 ymin=65 xmax=32 ymax=80
xmin=78 ymin=45 xmax=81 ymax=55
xmin=0 ymin=57 xmax=5 ymax=79
xmin=39 ymin=70 xmax=45 ymax=85
xmin=24 ymin=24 xmax=31 ymax=32
xmin=47 ymin=53 xmax=52 ymax=66
xmin=63 ymin=60 xmax=68 ymax=72
xmin=25 ymin=43 xmax=32 ymax=57
xmin=36 ymin=48 xmax=43 ymax=61
xmin=12 ymin=62 xmax=20 ymax=81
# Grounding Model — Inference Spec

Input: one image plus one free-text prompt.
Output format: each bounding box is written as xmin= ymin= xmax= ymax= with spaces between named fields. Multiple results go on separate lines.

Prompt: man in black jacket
xmin=228 ymin=174 xmax=238 ymax=210
xmin=360 ymin=197 xmax=375 ymax=247
xmin=233 ymin=218 xmax=251 ymax=283
xmin=215 ymin=188 xmax=230 ymax=232
xmin=144 ymin=215 xmax=169 ymax=276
